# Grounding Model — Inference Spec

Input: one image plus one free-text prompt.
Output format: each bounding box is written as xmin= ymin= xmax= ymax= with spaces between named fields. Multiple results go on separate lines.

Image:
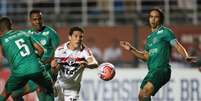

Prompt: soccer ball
xmin=98 ymin=62 xmax=116 ymax=81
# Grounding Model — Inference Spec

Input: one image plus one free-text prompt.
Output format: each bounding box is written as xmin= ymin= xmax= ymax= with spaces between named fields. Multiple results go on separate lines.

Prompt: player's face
xmin=69 ymin=31 xmax=84 ymax=48
xmin=30 ymin=13 xmax=43 ymax=31
xmin=149 ymin=10 xmax=161 ymax=29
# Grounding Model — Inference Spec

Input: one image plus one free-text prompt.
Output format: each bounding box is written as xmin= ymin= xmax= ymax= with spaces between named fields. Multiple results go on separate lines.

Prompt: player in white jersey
xmin=51 ymin=26 xmax=98 ymax=101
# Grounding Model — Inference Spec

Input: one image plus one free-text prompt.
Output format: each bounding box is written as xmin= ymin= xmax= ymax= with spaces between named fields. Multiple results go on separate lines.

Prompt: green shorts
xmin=5 ymin=71 xmax=53 ymax=95
xmin=140 ymin=68 xmax=171 ymax=96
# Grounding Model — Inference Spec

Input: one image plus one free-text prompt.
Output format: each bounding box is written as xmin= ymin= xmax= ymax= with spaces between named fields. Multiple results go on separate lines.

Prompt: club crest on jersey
xmin=153 ymin=38 xmax=158 ymax=44
xmin=42 ymin=31 xmax=49 ymax=36
xmin=67 ymin=58 xmax=76 ymax=66
xmin=40 ymin=39 xmax=46 ymax=45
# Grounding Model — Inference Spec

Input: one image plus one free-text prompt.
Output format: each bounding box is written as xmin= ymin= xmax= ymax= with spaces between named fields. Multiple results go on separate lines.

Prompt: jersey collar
xmin=31 ymin=26 xmax=46 ymax=34
xmin=4 ymin=30 xmax=14 ymax=35
xmin=150 ymin=25 xmax=163 ymax=34
xmin=65 ymin=41 xmax=85 ymax=51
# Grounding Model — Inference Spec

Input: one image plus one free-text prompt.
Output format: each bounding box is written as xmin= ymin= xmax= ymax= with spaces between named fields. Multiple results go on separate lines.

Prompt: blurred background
xmin=0 ymin=0 xmax=201 ymax=101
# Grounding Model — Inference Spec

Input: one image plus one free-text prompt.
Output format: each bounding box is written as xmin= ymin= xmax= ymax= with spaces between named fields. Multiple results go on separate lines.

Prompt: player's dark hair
xmin=69 ymin=26 xmax=84 ymax=36
xmin=29 ymin=9 xmax=42 ymax=17
xmin=148 ymin=8 xmax=164 ymax=24
xmin=0 ymin=17 xmax=12 ymax=31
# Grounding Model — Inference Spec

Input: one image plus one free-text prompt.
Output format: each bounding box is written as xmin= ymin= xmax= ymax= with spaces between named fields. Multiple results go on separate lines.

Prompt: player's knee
xmin=143 ymin=85 xmax=153 ymax=96
xmin=0 ymin=89 xmax=10 ymax=101
xmin=138 ymin=90 xmax=144 ymax=101
xmin=138 ymin=92 xmax=143 ymax=100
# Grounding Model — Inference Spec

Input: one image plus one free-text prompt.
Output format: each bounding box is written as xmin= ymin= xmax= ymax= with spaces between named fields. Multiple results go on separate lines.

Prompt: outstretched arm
xmin=120 ymin=41 xmax=149 ymax=61
xmin=86 ymin=56 xmax=98 ymax=69
xmin=171 ymin=39 xmax=195 ymax=63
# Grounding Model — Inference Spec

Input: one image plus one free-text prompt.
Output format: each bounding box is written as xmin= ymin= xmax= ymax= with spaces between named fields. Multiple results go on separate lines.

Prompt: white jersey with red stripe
xmin=54 ymin=42 xmax=94 ymax=90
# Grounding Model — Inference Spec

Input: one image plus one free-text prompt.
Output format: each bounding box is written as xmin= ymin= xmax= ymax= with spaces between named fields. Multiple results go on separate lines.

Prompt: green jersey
xmin=144 ymin=26 xmax=176 ymax=71
xmin=26 ymin=26 xmax=60 ymax=62
xmin=0 ymin=30 xmax=42 ymax=76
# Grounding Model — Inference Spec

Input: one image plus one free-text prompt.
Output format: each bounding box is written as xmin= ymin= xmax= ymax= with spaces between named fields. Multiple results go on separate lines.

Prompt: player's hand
xmin=51 ymin=59 xmax=60 ymax=74
xmin=120 ymin=41 xmax=132 ymax=51
xmin=77 ymin=60 xmax=88 ymax=68
xmin=185 ymin=56 xmax=197 ymax=64
xmin=51 ymin=59 xmax=57 ymax=67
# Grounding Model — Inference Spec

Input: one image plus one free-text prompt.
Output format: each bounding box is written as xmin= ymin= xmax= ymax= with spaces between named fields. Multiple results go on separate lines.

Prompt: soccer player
xmin=11 ymin=9 xmax=60 ymax=101
xmin=27 ymin=9 xmax=60 ymax=100
xmin=120 ymin=9 xmax=195 ymax=101
xmin=27 ymin=9 xmax=60 ymax=68
xmin=51 ymin=26 xmax=98 ymax=101
xmin=0 ymin=17 xmax=54 ymax=101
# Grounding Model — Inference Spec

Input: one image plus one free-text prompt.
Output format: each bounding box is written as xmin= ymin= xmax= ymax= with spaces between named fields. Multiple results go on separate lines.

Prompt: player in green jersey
xmin=120 ymin=9 xmax=196 ymax=101
xmin=11 ymin=9 xmax=59 ymax=101
xmin=0 ymin=17 xmax=54 ymax=101
xmin=27 ymin=9 xmax=60 ymax=66
xmin=27 ymin=9 xmax=60 ymax=101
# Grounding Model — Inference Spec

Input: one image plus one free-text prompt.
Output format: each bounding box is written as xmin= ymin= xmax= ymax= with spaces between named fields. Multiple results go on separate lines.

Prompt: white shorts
xmin=54 ymin=81 xmax=79 ymax=101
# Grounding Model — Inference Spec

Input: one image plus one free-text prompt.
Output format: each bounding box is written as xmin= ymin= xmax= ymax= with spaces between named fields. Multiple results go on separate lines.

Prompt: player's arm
xmin=51 ymin=47 xmax=62 ymax=74
xmin=29 ymin=35 xmax=44 ymax=57
xmin=51 ymin=58 xmax=60 ymax=74
xmin=80 ymin=48 xmax=98 ymax=69
xmin=33 ymin=43 xmax=44 ymax=57
xmin=85 ymin=56 xmax=98 ymax=69
xmin=171 ymin=39 xmax=195 ymax=62
xmin=0 ymin=45 xmax=4 ymax=66
xmin=120 ymin=41 xmax=148 ymax=61
xmin=79 ymin=55 xmax=98 ymax=69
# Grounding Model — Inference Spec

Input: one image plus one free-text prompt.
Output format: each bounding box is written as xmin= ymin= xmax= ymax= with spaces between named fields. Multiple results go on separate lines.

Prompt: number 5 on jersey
xmin=15 ymin=39 xmax=30 ymax=57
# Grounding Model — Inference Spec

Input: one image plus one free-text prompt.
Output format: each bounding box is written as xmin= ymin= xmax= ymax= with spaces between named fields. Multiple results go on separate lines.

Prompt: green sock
xmin=38 ymin=92 xmax=46 ymax=101
xmin=38 ymin=91 xmax=54 ymax=101
xmin=45 ymin=94 xmax=54 ymax=101
xmin=12 ymin=96 xmax=24 ymax=101
xmin=11 ymin=89 xmax=24 ymax=98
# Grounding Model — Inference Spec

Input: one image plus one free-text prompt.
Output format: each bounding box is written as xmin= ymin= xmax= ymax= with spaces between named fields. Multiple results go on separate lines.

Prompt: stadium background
xmin=0 ymin=0 xmax=201 ymax=101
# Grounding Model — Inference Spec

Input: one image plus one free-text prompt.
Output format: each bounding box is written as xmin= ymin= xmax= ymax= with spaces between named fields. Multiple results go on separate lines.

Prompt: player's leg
xmin=54 ymin=80 xmax=64 ymax=101
xmin=139 ymin=81 xmax=153 ymax=101
xmin=139 ymin=68 xmax=171 ymax=101
xmin=31 ymin=71 xmax=54 ymax=101
xmin=63 ymin=89 xmax=79 ymax=101
xmin=0 ymin=88 xmax=10 ymax=101
xmin=37 ymin=87 xmax=54 ymax=101
xmin=36 ymin=88 xmax=46 ymax=101
xmin=11 ymin=81 xmax=38 ymax=101
xmin=0 ymin=75 xmax=28 ymax=101
xmin=37 ymin=65 xmax=54 ymax=101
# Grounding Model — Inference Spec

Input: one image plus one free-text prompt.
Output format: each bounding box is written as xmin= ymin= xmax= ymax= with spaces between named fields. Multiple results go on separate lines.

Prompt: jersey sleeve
xmin=30 ymin=35 xmax=39 ymax=44
xmin=163 ymin=29 xmax=176 ymax=43
xmin=22 ymin=30 xmax=39 ymax=45
xmin=54 ymin=48 xmax=61 ymax=58
xmin=83 ymin=48 xmax=98 ymax=64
